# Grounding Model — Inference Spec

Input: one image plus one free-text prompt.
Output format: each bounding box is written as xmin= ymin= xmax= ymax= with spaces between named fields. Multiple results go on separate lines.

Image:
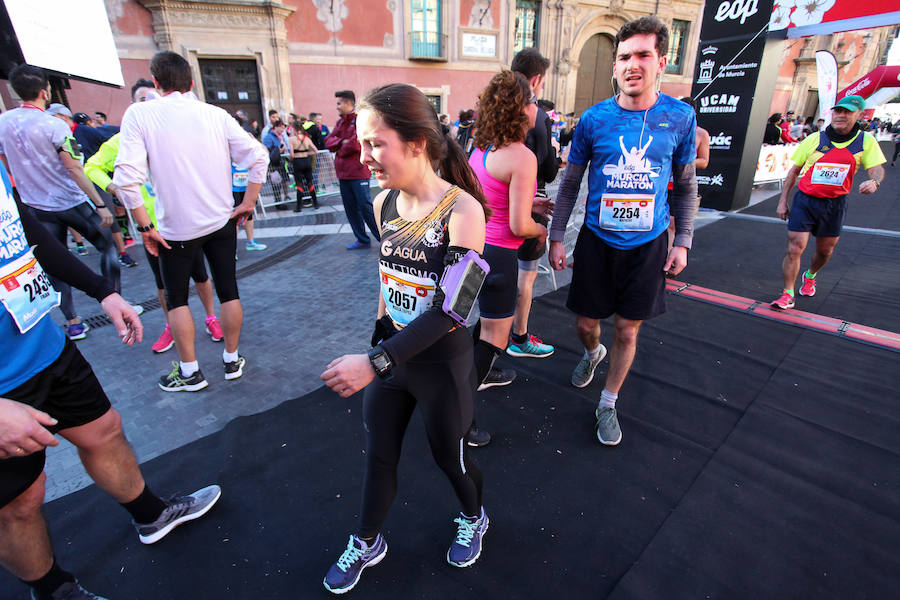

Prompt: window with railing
xmin=411 ymin=0 xmax=444 ymax=59
xmin=514 ymin=1 xmax=540 ymax=53
xmin=666 ymin=19 xmax=690 ymax=74
xmin=426 ymin=94 xmax=441 ymax=114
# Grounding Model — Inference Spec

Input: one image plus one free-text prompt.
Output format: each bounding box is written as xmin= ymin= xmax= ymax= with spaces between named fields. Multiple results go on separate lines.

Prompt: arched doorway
xmin=574 ymin=33 xmax=615 ymax=115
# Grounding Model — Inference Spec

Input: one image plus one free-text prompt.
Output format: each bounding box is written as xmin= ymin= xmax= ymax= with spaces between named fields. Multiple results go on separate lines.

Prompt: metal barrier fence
xmin=256 ymin=150 xmax=344 ymax=215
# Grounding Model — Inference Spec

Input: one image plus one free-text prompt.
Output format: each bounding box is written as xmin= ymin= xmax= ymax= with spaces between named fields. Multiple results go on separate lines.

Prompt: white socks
xmin=223 ymin=349 xmax=239 ymax=363
xmin=180 ymin=360 xmax=199 ymax=377
xmin=587 ymin=345 xmax=603 ymax=361
xmin=600 ymin=389 xmax=618 ymax=409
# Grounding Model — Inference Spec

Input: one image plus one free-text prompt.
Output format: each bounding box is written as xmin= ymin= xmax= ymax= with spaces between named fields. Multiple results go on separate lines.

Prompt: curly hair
xmin=473 ymin=70 xmax=532 ymax=151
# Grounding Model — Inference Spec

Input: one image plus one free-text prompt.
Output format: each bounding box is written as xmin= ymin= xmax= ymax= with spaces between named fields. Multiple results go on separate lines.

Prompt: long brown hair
xmin=473 ymin=70 xmax=531 ymax=151
xmin=359 ymin=84 xmax=488 ymax=218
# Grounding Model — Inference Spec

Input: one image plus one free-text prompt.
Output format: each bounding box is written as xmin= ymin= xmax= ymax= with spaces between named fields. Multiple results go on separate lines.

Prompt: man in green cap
xmin=771 ymin=95 xmax=886 ymax=309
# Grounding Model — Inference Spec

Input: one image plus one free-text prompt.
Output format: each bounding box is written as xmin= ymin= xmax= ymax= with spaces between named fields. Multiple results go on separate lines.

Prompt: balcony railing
xmin=410 ymin=31 xmax=448 ymax=61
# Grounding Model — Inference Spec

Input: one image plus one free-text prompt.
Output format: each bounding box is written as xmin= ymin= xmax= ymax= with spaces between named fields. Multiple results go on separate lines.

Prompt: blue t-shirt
xmin=0 ymin=163 xmax=66 ymax=394
xmin=568 ymin=94 xmax=696 ymax=249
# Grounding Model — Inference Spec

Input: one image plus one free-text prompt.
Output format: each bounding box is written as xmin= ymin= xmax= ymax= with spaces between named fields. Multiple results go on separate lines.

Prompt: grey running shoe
xmin=447 ymin=507 xmax=489 ymax=567
xmin=324 ymin=534 xmax=388 ymax=594
xmin=224 ymin=355 xmax=245 ymax=380
xmin=158 ymin=362 xmax=208 ymax=392
xmin=571 ymin=345 xmax=608 ymax=388
xmin=135 ymin=484 xmax=222 ymax=544
xmin=30 ymin=581 xmax=108 ymax=600
xmin=595 ymin=406 xmax=622 ymax=446
xmin=477 ymin=367 xmax=516 ymax=391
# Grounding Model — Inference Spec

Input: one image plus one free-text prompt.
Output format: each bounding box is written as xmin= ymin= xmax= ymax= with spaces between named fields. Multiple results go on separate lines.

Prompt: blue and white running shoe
xmin=324 ymin=534 xmax=388 ymax=594
xmin=447 ymin=507 xmax=489 ymax=567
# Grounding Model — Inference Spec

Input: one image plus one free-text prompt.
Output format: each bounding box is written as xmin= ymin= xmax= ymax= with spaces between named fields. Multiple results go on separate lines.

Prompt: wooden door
xmin=574 ymin=34 xmax=614 ymax=115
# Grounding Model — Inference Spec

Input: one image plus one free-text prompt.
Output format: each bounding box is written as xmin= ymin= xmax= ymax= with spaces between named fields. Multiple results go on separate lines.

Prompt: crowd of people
xmin=0 ymin=12 xmax=891 ymax=600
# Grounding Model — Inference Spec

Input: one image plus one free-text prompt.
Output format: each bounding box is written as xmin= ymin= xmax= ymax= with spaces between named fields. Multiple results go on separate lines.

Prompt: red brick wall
xmin=285 ymin=0 xmax=393 ymax=46
xmin=289 ymin=63 xmax=493 ymax=124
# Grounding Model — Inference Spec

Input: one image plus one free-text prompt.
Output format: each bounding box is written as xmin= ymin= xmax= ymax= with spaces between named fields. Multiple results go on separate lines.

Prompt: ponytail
xmin=360 ymin=83 xmax=491 ymax=220
xmin=440 ymin=132 xmax=490 ymax=221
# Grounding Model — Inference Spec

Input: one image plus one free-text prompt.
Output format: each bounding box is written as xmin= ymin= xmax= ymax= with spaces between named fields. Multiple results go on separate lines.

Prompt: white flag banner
xmin=816 ymin=50 xmax=839 ymax=127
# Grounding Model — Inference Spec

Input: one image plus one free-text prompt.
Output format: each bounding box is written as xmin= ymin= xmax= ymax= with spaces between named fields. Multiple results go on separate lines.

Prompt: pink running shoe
xmin=206 ymin=315 xmax=224 ymax=342
xmin=771 ymin=291 xmax=795 ymax=310
xmin=152 ymin=324 xmax=174 ymax=353
xmin=798 ymin=273 xmax=816 ymax=297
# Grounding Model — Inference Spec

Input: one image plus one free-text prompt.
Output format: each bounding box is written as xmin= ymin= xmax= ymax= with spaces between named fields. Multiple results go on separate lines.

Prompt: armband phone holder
xmin=440 ymin=250 xmax=489 ymax=327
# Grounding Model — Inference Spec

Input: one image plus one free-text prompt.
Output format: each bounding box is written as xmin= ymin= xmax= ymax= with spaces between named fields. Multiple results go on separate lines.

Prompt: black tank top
xmin=378 ymin=186 xmax=459 ymax=327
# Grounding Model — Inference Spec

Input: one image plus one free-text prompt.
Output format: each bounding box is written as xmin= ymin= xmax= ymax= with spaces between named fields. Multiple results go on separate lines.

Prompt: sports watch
xmin=367 ymin=346 xmax=393 ymax=379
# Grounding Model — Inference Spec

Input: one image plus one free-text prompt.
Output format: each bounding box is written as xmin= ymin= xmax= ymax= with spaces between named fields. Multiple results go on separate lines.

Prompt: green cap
xmin=832 ymin=95 xmax=866 ymax=112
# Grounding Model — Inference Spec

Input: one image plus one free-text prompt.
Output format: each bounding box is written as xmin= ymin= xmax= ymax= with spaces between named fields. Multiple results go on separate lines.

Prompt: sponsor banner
xmin=816 ymin=51 xmax=838 ymax=126
xmin=769 ymin=0 xmax=899 ymax=38
xmin=690 ymin=0 xmax=774 ymax=211
xmin=837 ymin=66 xmax=900 ymax=102
xmin=755 ymin=143 xmax=798 ymax=184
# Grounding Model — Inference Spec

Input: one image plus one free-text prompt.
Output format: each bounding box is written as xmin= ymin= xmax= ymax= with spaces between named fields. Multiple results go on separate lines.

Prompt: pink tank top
xmin=469 ymin=146 xmax=524 ymax=249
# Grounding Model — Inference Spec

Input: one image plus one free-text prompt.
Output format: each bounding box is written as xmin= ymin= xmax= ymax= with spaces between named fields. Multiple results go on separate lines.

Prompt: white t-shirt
xmin=0 ymin=107 xmax=88 ymax=211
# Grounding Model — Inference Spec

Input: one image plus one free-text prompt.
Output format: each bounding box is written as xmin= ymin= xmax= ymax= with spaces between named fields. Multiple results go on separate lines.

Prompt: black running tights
xmin=358 ymin=330 xmax=483 ymax=538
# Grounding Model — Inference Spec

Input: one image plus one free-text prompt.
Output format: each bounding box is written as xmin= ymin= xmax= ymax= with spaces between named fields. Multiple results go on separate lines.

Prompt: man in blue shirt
xmin=549 ymin=17 xmax=698 ymax=446
xmin=0 ymin=161 xmax=220 ymax=600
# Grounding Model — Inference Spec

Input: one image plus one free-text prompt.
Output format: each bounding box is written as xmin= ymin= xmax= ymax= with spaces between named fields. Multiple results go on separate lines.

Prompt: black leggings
xmin=892 ymin=141 xmax=899 ymax=163
xmin=359 ymin=327 xmax=483 ymax=538
xmin=292 ymin=157 xmax=317 ymax=207
xmin=30 ymin=202 xmax=119 ymax=320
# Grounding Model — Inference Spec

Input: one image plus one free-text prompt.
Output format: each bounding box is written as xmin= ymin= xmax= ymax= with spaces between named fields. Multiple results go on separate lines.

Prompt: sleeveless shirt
xmin=378 ymin=186 xmax=460 ymax=327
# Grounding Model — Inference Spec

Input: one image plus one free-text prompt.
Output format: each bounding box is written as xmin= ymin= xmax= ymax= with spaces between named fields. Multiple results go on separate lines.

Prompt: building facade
xmin=2 ymin=0 xmax=702 ymax=125
xmin=0 ymin=1 xmax=892 ymax=129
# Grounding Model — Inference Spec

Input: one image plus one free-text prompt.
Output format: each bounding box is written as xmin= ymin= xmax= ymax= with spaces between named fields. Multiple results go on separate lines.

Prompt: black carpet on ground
xmin=2 ymin=284 xmax=898 ymax=599
xmin=4 ymin=162 xmax=900 ymax=598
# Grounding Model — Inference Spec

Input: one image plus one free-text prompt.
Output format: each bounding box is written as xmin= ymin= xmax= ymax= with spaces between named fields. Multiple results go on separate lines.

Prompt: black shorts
xmin=233 ymin=191 xmax=251 ymax=221
xmin=159 ymin=219 xmax=239 ymax=309
xmin=478 ymin=244 xmax=519 ymax=319
xmin=516 ymin=213 xmax=549 ymax=262
xmin=787 ymin=190 xmax=846 ymax=237
xmin=146 ymin=247 xmax=209 ymax=290
xmin=567 ymin=227 xmax=668 ymax=321
xmin=0 ymin=339 xmax=111 ymax=508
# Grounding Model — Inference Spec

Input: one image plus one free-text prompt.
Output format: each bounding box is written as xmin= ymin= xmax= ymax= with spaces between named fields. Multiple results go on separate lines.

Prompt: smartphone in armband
xmin=440 ymin=250 xmax=490 ymax=327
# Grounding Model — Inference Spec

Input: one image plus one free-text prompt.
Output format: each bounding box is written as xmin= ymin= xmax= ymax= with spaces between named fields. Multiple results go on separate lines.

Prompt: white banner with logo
xmin=754 ymin=143 xmax=799 ymax=184
xmin=816 ymin=50 xmax=838 ymax=127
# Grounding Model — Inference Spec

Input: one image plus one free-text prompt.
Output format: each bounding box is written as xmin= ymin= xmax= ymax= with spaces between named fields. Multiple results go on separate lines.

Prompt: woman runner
xmin=467 ymin=71 xmax=547 ymax=442
xmin=320 ymin=83 xmax=490 ymax=594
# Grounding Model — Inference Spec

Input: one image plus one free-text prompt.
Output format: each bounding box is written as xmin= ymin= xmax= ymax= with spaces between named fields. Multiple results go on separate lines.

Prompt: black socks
xmin=23 ymin=558 xmax=75 ymax=600
xmin=120 ymin=484 xmax=167 ymax=524
xmin=511 ymin=332 xmax=527 ymax=344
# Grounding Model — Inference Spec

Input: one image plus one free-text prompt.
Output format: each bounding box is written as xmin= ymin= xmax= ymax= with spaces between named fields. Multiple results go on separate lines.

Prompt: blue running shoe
xmin=324 ymin=534 xmax=388 ymax=594
xmin=66 ymin=323 xmax=88 ymax=340
xmin=506 ymin=333 xmax=554 ymax=358
xmin=346 ymin=241 xmax=371 ymax=250
xmin=447 ymin=507 xmax=489 ymax=568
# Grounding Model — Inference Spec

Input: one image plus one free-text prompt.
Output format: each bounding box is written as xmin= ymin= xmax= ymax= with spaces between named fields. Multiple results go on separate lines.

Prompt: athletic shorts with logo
xmin=787 ymin=190 xmax=847 ymax=237
xmin=567 ymin=227 xmax=668 ymax=321
xmin=0 ymin=339 xmax=111 ymax=507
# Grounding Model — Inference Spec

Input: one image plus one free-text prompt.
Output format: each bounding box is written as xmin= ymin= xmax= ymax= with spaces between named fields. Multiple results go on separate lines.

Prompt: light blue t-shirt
xmin=0 ymin=107 xmax=89 ymax=212
xmin=0 ymin=162 xmax=66 ymax=394
xmin=232 ymin=164 xmax=249 ymax=192
xmin=568 ymin=94 xmax=696 ymax=249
